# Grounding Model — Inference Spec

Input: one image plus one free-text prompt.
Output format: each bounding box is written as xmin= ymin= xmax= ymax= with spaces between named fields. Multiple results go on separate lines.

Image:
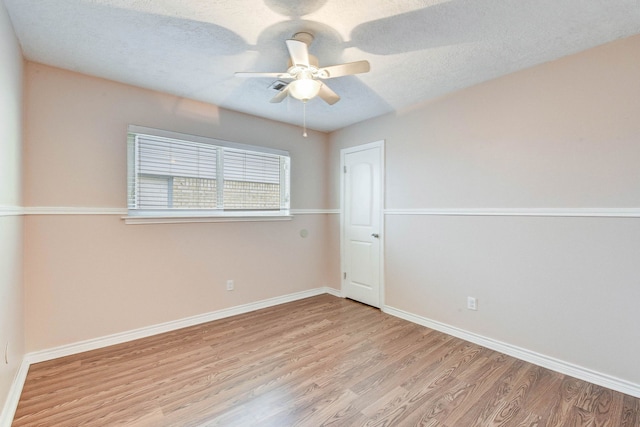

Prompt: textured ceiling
xmin=4 ymin=0 xmax=640 ymax=132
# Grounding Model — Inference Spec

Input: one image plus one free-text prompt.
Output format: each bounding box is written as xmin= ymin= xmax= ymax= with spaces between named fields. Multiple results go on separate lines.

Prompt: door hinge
xmin=343 ymin=166 xmax=347 ymax=173
xmin=343 ymin=272 xmax=347 ymax=279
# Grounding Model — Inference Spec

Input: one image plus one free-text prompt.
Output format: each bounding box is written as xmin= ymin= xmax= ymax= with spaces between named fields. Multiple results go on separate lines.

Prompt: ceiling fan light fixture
xmin=289 ymin=78 xmax=322 ymax=102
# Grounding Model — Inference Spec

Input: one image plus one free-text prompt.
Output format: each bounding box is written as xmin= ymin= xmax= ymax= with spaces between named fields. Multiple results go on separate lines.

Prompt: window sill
xmin=122 ymin=211 xmax=293 ymax=224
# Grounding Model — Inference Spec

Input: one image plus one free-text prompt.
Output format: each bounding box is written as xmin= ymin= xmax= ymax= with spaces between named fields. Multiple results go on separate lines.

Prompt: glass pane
xmin=173 ymin=177 xmax=217 ymax=209
xmin=223 ymin=181 xmax=280 ymax=210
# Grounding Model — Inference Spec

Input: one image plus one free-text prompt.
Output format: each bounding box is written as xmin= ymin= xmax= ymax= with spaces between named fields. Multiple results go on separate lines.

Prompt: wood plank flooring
xmin=13 ymin=294 xmax=640 ymax=426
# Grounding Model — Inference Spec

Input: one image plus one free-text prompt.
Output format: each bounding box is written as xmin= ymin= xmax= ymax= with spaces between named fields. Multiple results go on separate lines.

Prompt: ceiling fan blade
xmin=318 ymin=60 xmax=370 ymax=79
xmin=235 ymin=72 xmax=292 ymax=79
xmin=285 ymin=39 xmax=310 ymax=67
xmin=318 ymin=83 xmax=340 ymax=105
xmin=270 ymin=85 xmax=290 ymax=103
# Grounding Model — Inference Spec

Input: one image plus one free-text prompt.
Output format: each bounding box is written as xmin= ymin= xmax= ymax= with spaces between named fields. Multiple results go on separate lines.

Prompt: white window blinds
xmin=127 ymin=126 xmax=290 ymax=216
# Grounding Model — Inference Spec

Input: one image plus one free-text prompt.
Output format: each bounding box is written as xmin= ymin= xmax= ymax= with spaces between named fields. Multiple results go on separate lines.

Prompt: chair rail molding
xmin=0 ymin=205 xmax=23 ymax=216
xmin=384 ymin=207 xmax=640 ymax=218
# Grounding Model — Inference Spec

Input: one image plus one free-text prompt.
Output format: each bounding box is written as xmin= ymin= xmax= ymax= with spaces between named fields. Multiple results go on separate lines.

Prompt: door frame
xmin=340 ymin=140 xmax=385 ymax=307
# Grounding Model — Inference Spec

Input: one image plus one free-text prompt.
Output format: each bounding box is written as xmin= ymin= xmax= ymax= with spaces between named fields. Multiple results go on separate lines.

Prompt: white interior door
xmin=341 ymin=141 xmax=383 ymax=307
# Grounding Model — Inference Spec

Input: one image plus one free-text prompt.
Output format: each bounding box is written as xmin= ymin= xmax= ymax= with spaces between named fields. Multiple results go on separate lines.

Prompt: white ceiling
xmin=4 ymin=0 xmax=640 ymax=132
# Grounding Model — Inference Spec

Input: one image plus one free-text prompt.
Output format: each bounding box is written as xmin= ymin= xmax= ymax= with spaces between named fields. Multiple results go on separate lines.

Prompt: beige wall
xmin=7 ymin=10 xmax=640 ymax=413
xmin=330 ymin=35 xmax=640 ymax=386
xmin=0 ymin=0 xmax=24 ymax=413
xmin=23 ymin=63 xmax=338 ymax=351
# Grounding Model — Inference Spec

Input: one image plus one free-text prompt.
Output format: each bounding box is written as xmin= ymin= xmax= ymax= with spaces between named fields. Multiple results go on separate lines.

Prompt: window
xmin=127 ymin=125 xmax=290 ymax=222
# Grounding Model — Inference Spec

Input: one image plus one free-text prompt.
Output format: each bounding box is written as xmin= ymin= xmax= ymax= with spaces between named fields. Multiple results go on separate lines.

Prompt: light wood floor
xmin=13 ymin=294 xmax=640 ymax=426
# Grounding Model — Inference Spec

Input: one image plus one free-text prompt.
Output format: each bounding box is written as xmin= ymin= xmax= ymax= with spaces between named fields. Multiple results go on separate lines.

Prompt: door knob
xmin=371 ymin=233 xmax=379 ymax=238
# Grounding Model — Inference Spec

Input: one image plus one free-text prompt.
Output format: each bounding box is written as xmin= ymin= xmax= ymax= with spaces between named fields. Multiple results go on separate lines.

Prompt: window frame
xmin=125 ymin=125 xmax=292 ymax=224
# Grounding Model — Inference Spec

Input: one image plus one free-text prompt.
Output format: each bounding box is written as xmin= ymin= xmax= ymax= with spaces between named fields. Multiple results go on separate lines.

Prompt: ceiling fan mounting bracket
xmin=292 ymin=31 xmax=314 ymax=46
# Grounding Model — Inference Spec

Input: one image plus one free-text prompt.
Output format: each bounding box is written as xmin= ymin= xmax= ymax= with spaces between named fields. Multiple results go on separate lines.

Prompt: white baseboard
xmin=6 ymin=290 xmax=635 ymax=427
xmin=383 ymin=305 xmax=640 ymax=399
xmin=324 ymin=286 xmax=342 ymax=298
xmin=26 ymin=287 xmax=336 ymax=364
xmin=1 ymin=287 xmax=337 ymax=426
xmin=0 ymin=359 xmax=30 ymax=427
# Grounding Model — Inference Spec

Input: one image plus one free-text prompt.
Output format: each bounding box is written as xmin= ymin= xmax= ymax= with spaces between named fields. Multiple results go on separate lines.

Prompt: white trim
xmin=383 ymin=305 xmax=640 ymax=399
xmin=122 ymin=213 xmax=293 ymax=224
xmin=24 ymin=207 xmax=128 ymax=215
xmin=128 ymin=125 xmax=289 ymax=157
xmin=1 ymin=287 xmax=340 ymax=426
xmin=0 ymin=359 xmax=29 ymax=427
xmin=9 ymin=206 xmax=336 ymax=219
xmin=0 ymin=205 xmax=23 ymax=217
xmin=24 ymin=287 xmax=333 ymax=364
xmin=291 ymin=209 xmax=339 ymax=215
xmin=324 ymin=286 xmax=343 ymax=298
xmin=3 ymin=290 xmax=637 ymax=426
xmin=384 ymin=208 xmax=640 ymax=218
xmin=12 ymin=206 xmax=639 ymax=218
xmin=16 ymin=206 xmax=640 ymax=218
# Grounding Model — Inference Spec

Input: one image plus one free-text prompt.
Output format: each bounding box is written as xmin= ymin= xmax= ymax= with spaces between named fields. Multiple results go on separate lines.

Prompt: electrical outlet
xmin=467 ymin=296 xmax=477 ymax=311
xmin=226 ymin=280 xmax=234 ymax=291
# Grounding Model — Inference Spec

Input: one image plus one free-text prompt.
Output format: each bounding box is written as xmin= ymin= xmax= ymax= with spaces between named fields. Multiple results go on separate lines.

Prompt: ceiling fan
xmin=235 ymin=32 xmax=370 ymax=105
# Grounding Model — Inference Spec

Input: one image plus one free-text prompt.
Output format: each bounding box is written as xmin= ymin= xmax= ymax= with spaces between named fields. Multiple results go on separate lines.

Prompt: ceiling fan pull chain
xmin=303 ymin=101 xmax=308 ymax=137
